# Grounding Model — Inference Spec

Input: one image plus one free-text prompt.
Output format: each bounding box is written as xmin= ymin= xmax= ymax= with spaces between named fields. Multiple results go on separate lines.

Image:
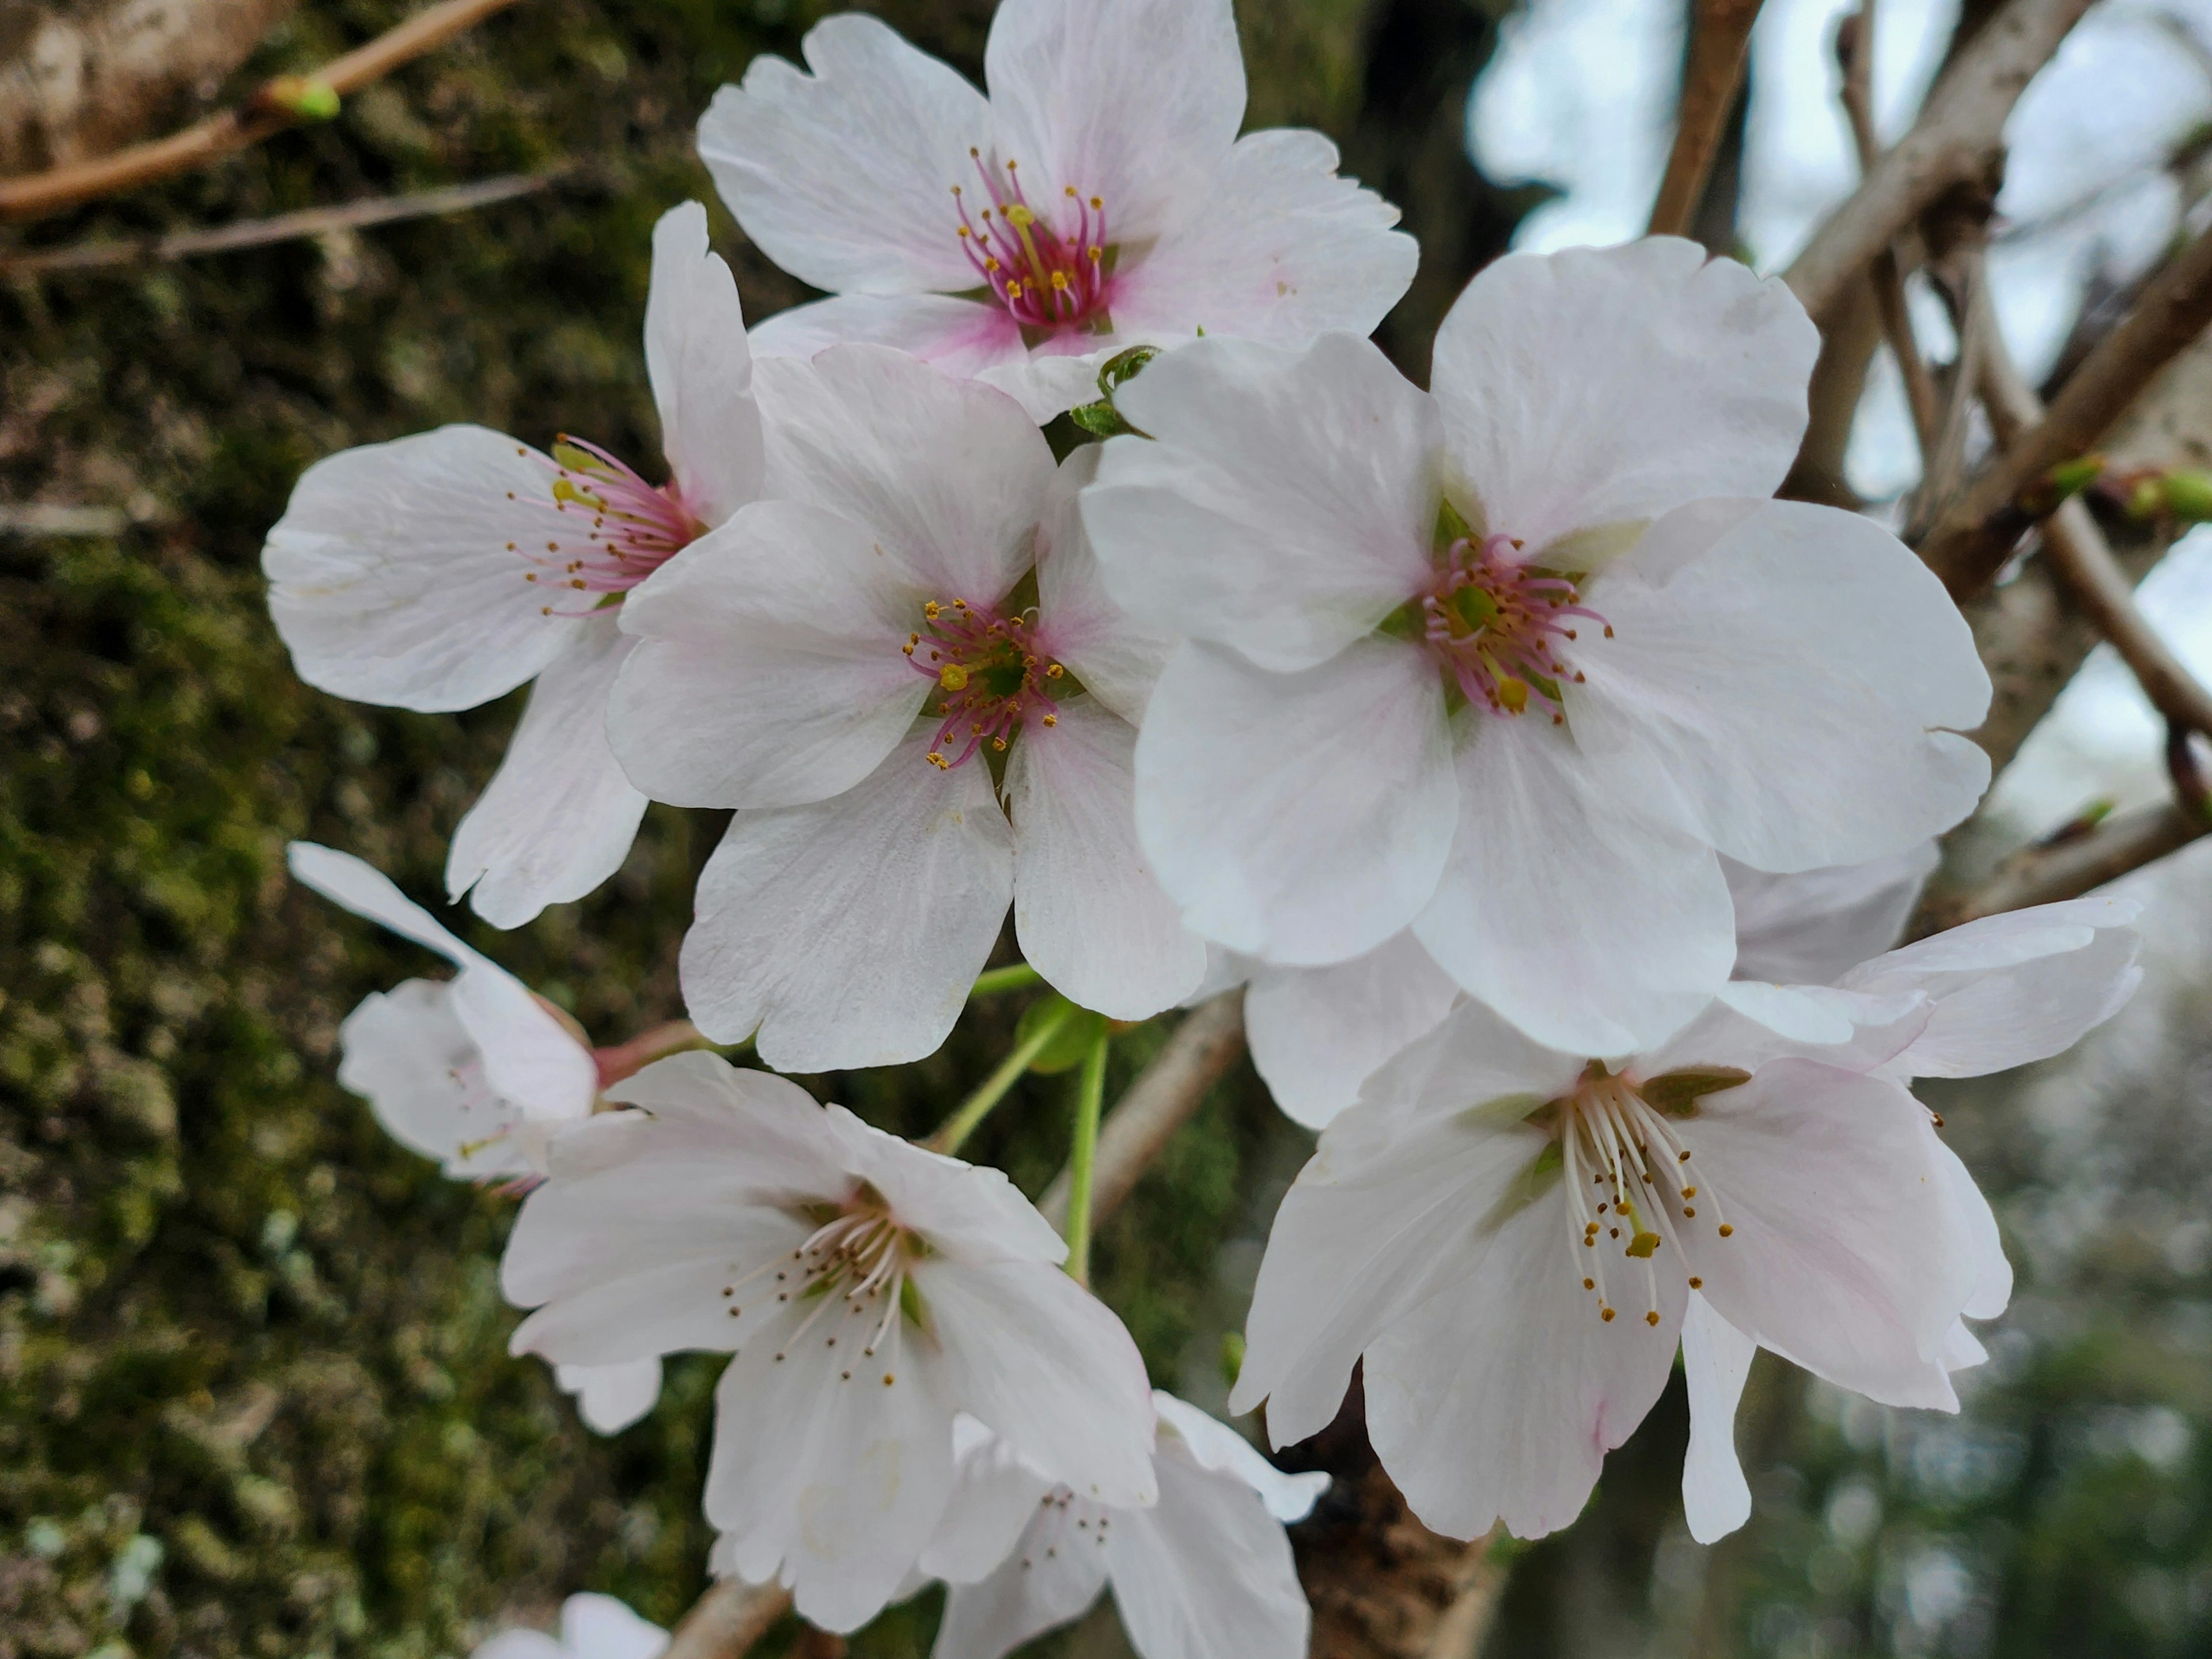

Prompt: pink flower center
xmin=1421 ymin=532 xmax=1609 ymax=722
xmin=955 ymin=151 xmax=1113 ymax=335
xmin=903 ymin=597 xmax=1065 ymax=769
xmin=511 ymin=437 xmax=705 ymax=615
xmin=1551 ymin=1066 xmax=1736 ymax=1330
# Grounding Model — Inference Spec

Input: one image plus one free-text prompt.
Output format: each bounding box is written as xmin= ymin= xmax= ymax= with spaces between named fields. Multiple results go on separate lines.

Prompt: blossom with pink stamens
xmin=263 ymin=203 xmax=763 ymax=927
xmin=696 ymin=0 xmax=1416 ymax=421
xmin=1082 ymin=238 xmax=1994 ymax=1057
xmin=608 ymin=344 xmax=1206 ymax=1073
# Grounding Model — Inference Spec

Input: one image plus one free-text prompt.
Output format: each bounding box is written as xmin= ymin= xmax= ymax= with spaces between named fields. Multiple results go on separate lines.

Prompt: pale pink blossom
xmin=471 ymin=1594 xmax=666 ymax=1659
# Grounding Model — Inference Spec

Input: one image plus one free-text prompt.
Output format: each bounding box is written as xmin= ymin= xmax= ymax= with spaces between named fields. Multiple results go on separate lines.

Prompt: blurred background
xmin=2 ymin=1 xmax=2210 ymax=1654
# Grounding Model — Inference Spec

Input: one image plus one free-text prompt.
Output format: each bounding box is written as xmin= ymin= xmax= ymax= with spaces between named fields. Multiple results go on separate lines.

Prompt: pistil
xmin=955 ymin=151 xmax=1112 ymax=334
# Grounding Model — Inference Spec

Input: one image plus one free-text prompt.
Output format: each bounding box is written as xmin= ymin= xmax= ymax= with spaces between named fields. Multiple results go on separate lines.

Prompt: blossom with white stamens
xmin=607 ymin=344 xmax=1205 ymax=1071
xmin=1081 ymin=237 xmax=1994 ymax=1057
xmin=469 ymin=1593 xmax=667 ymax=1659
xmin=263 ymin=203 xmax=762 ymax=928
xmin=696 ymin=0 xmax=1416 ymax=420
xmin=288 ymin=842 xmax=662 ymax=1434
xmin=499 ymin=1051 xmax=1157 ymax=1633
xmin=923 ymin=1395 xmax=1325 ymax=1659
xmin=1229 ymin=896 xmax=2139 ymax=1544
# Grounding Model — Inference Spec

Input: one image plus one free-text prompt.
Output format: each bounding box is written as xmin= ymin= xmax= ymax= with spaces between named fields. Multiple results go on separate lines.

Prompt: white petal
xmin=1725 ymin=843 xmax=1940 ymax=987
xmin=1105 ymin=1433 xmax=1312 ymax=1659
xmin=1351 ymin=997 xmax=1590 ymax=1137
xmin=1087 ymin=334 xmax=1438 ymax=672
xmin=705 ymin=1315 xmax=956 ymax=1634
xmin=1038 ymin=446 xmax=1176 ymax=727
xmin=1572 ymin=499 xmax=1991 ymax=872
xmin=680 ymin=733 xmax=1014 ymax=1070
xmin=1679 ymin=1293 xmax=1756 ymax=1544
xmin=1430 ymin=239 xmax=1817 ymax=556
xmin=922 ymin=1259 xmax=1158 ymax=1510
xmin=826 ymin=1105 xmax=1069 ymax=1269
xmin=1245 ymin=933 xmax=1460 ymax=1131
xmin=1412 ymin=715 xmax=1735 ymax=1056
xmin=1136 ymin=638 xmax=1456 ymax=965
xmin=1110 ymin=129 xmax=1416 ymax=349
xmin=1362 ymin=1152 xmax=1687 ymax=1540
xmin=983 ymin=0 xmax=1243 ymax=243
xmin=1710 ymin=981 xmax=1865 ymax=1047
xmin=472 ymin=1633 xmax=569 ymax=1659
xmin=1842 ymin=896 xmax=2143 ymax=1080
xmin=979 ymin=350 xmax=1127 ymax=424
xmin=696 ymin=13 xmax=994 ymax=295
xmin=335 ymin=980 xmax=536 ymax=1179
xmin=645 ymin=203 xmax=763 ymax=528
xmin=1009 ymin=695 xmax=1207 ymax=1020
xmin=264 ymin=426 xmax=579 ymax=711
xmin=933 ymin=1498 xmax=1110 ymax=1659
xmin=556 ymin=1358 xmax=664 ymax=1436
xmin=1152 ymin=1393 xmax=1329 ymax=1524
xmin=1932 ymin=1133 xmax=2012 ymax=1322
xmin=749 ymin=291 xmax=1029 ymax=381
xmin=290 ymin=840 xmax=471 ymax=965
xmin=612 ymin=500 xmax=929 ymax=808
xmin=921 ymin=1420 xmax=1056 ymax=1584
xmin=1940 ymin=1321 xmax=1989 ymax=1373
xmin=559 ymin=1593 xmax=668 ymax=1659
xmin=1231 ymin=1100 xmax=1554 ymax=1444
xmin=1677 ymin=1061 xmax=1973 ymax=1407
xmin=755 ymin=346 xmax=1055 ymax=603
xmin=447 ymin=615 xmax=649 ymax=927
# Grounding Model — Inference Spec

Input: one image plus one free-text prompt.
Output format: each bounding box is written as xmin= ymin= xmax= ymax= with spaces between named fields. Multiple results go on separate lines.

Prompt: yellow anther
xmin=1041 ymin=713 xmax=1057 ymax=727
xmin=1717 ymin=1224 xmax=1734 ymax=1237
xmin=1065 ymin=185 xmax=1077 ymax=197
xmin=1496 ymin=676 xmax=1529 ymax=714
xmin=1688 ymin=1276 xmax=1703 ymax=1289
xmin=1645 ymin=1310 xmax=1662 ymax=1327
xmin=1601 ymin=1307 xmax=1617 ymax=1323
xmin=1045 ymin=663 xmax=1063 ymax=677
xmin=924 ymin=601 xmax=942 ymax=619
xmin=984 ymin=256 xmax=1002 ymax=272
xmin=1626 ymin=1232 xmax=1661 ymax=1259
xmin=939 ymin=664 xmax=970 ymax=691
xmin=1089 ymin=196 xmax=1103 ymax=209
xmin=1051 ymin=271 xmax=1070 ymax=290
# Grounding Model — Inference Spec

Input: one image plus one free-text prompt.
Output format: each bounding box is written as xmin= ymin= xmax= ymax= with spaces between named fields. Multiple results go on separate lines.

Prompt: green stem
xmin=927 ymin=999 xmax=1077 ymax=1155
xmin=1062 ymin=1028 xmax=1110 ymax=1287
xmin=969 ymin=961 xmax=1042 ymax=998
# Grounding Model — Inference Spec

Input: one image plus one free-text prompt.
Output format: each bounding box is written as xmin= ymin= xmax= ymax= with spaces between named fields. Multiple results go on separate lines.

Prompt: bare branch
xmin=661 ymin=1582 xmax=791 ymax=1659
xmin=1039 ymin=991 xmax=1247 ymax=1230
xmin=1930 ymin=799 xmax=2207 ymax=927
xmin=1922 ymin=223 xmax=2212 ymax=595
xmin=0 ymin=0 xmax=524 ymax=222
xmin=1783 ymin=0 xmax=2092 ymax=322
xmin=1647 ymin=0 xmax=1765 ymax=238
xmin=0 ymin=171 xmax=558 ymax=275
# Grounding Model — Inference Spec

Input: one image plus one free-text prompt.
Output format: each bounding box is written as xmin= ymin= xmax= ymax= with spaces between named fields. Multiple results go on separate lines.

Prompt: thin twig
xmin=1836 ymin=5 xmax=1943 ymax=459
xmin=0 ymin=0 xmax=525 ymax=222
xmin=0 ymin=171 xmax=558 ymax=276
xmin=1647 ymin=0 xmax=1766 ymax=238
xmin=1922 ymin=222 xmax=2212 ymax=596
xmin=1974 ymin=328 xmax=2212 ymax=738
xmin=1039 ymin=991 xmax=1246 ymax=1231
xmin=661 ymin=1582 xmax=792 ymax=1659
xmin=1908 ymin=251 xmax=1990 ymax=536
xmin=1784 ymin=0 xmax=2093 ymax=321
xmin=1929 ymin=799 xmax=2208 ymax=927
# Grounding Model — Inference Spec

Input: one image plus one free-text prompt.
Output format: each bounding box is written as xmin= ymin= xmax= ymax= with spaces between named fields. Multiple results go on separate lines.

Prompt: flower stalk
xmin=928 ymin=998 xmax=1080 ymax=1154
xmin=1062 ymin=1029 xmax=1111 ymax=1287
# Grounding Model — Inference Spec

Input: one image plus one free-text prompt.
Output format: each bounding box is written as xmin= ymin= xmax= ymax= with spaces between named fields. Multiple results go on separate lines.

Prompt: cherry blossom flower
xmin=289 ymin=842 xmax=663 ymax=1434
xmin=264 ymin=203 xmax=762 ymax=927
xmin=471 ymin=1593 xmax=666 ymax=1659
xmin=499 ymin=1051 xmax=1158 ymax=1632
xmin=694 ymin=0 xmax=1416 ymax=421
xmin=607 ymin=344 xmax=1205 ymax=1071
xmin=1228 ymin=896 xmax=2139 ymax=1544
xmin=1081 ymin=238 xmax=1993 ymax=1056
xmin=923 ymin=1394 xmax=1325 ymax=1659
xmin=1214 ymin=843 xmax=1940 ymax=1132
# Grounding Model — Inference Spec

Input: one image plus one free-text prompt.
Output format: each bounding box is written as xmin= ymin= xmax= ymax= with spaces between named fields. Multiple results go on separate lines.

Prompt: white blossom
xmin=1229 ymin=896 xmax=2139 ymax=1543
xmin=1081 ymin=238 xmax=1993 ymax=1056
xmin=264 ymin=203 xmax=762 ymax=926
xmin=500 ymin=1051 xmax=1157 ymax=1632
xmin=471 ymin=1593 xmax=666 ymax=1659
xmin=926 ymin=1394 xmax=1325 ymax=1659
xmin=696 ymin=0 xmax=1416 ymax=420
xmin=607 ymin=345 xmax=1204 ymax=1071
xmin=289 ymin=842 xmax=664 ymax=1434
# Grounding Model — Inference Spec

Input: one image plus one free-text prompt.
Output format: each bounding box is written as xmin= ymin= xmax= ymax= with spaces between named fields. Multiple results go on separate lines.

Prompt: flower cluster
xmin=262 ymin=0 xmax=2145 ymax=1643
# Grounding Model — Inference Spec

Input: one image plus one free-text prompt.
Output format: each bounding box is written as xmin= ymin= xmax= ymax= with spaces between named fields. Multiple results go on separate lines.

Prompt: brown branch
xmin=1929 ymin=798 xmax=2208 ymax=927
xmin=1922 ymin=223 xmax=2212 ymax=596
xmin=1835 ymin=5 xmax=1943 ymax=458
xmin=661 ymin=1582 xmax=791 ymax=1659
xmin=1783 ymin=0 xmax=2092 ymax=322
xmin=1972 ymin=334 xmax=2212 ymax=737
xmin=0 ymin=0 xmax=524 ymax=222
xmin=1647 ymin=0 xmax=1765 ymax=238
xmin=0 ymin=171 xmax=558 ymax=275
xmin=1038 ymin=990 xmax=1247 ymax=1231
